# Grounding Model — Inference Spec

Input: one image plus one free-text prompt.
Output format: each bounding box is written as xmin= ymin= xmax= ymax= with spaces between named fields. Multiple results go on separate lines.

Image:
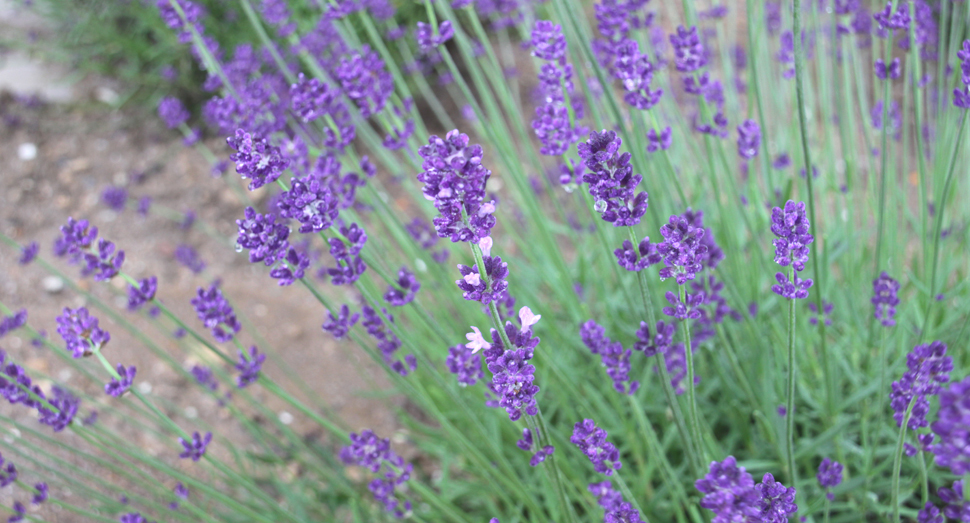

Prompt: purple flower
xmin=770 ymin=200 xmax=814 ymax=299
xmin=755 ymin=473 xmax=797 ymax=523
xmin=930 ymin=376 xmax=970 ymax=475
xmin=817 ymin=458 xmax=843 ymax=500
xmin=446 ymin=344 xmax=483 ymax=386
xmin=226 ymin=129 xmax=289 ymax=190
xmin=101 ymin=185 xmax=128 ymax=211
xmin=656 ymin=214 xmax=708 ymax=284
xmin=384 ymin=267 xmax=420 ymax=307
xmin=362 ymin=307 xmax=415 ymax=376
xmin=235 ymin=346 xmax=265 ymax=388
xmin=406 ymin=217 xmax=439 ymax=250
xmin=577 ymin=130 xmax=649 ymax=226
xmin=236 ymin=207 xmax=290 ymax=265
xmin=81 ymin=238 xmax=125 ymax=281
xmin=772 ymin=272 xmax=814 ymax=300
xmin=322 ymin=304 xmax=359 ymax=339
xmin=278 ymin=177 xmax=338 ymax=233
xmin=737 ymin=120 xmax=760 ymax=159
xmin=127 ymin=276 xmax=158 ymax=311
xmin=178 ymin=431 xmax=212 ymax=461
xmin=777 ymin=31 xmax=795 ymax=79
xmin=456 ymin=255 xmax=509 ymax=304
xmin=937 ymin=481 xmax=970 ymax=521
xmin=8 ymin=501 xmax=25 ymax=523
xmin=335 ymin=45 xmax=393 ymax=119
xmin=174 ymin=244 xmax=206 ymax=274
xmin=18 ymin=242 xmax=39 ymax=265
xmin=32 ymin=482 xmax=49 ymax=505
xmin=482 ymin=319 xmax=541 ymax=420
xmin=517 ymin=428 xmax=555 ymax=467
xmin=53 ymin=217 xmax=98 ymax=262
xmin=119 ymin=513 xmax=144 ymax=523
xmin=682 ymin=208 xmax=724 ymax=270
xmin=875 ymin=58 xmax=901 ymax=80
xmin=570 ymin=418 xmax=621 ymax=476
xmin=918 ymin=503 xmax=944 ymax=523
xmin=324 ymin=224 xmax=368 ymax=285
xmin=417 ymin=130 xmax=496 ymax=243
xmin=873 ymin=1 xmax=910 ymax=32
xmin=891 ymin=341 xmax=952 ymax=430
xmin=158 ymin=97 xmax=189 ymax=128
xmin=339 ymin=430 xmax=413 ymax=518
xmin=872 ymin=271 xmax=899 ymax=327
xmin=670 ymin=26 xmax=706 ymax=72
xmin=37 ymin=386 xmax=79 ymax=432
xmin=632 ymin=320 xmax=675 ymax=357
xmin=613 ymin=39 xmax=663 ymax=110
xmin=695 ymin=456 xmax=760 ymax=523
xmin=807 ymin=300 xmax=834 ymax=326
xmin=579 ymin=320 xmax=639 ymax=395
xmin=647 ymin=126 xmax=672 ymax=152
xmin=765 ymin=2 xmax=782 ymax=35
xmin=531 ymin=20 xmax=566 ymax=62
xmin=772 ymin=153 xmax=791 ymax=170
xmin=954 ymin=40 xmax=970 ymax=109
xmin=871 ymin=100 xmax=902 ymax=139
xmin=191 ymin=365 xmax=218 ymax=391
xmin=662 ymin=290 xmax=704 ymax=320
xmin=0 ymin=454 xmax=17 ymax=487
xmin=614 ymin=236 xmax=661 ymax=271
xmin=260 ymin=0 xmax=295 ymax=37
xmin=191 ymin=283 xmax=242 ymax=343
xmin=416 ymin=20 xmax=454 ymax=52
xmin=105 ymin=364 xmax=136 ymax=397
xmin=56 ymin=307 xmax=110 ymax=358
xmin=0 ymin=309 xmax=26 ymax=339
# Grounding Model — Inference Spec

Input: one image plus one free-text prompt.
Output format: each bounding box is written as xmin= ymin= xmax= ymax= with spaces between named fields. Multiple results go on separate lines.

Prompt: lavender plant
xmin=2 ymin=1 xmax=970 ymax=523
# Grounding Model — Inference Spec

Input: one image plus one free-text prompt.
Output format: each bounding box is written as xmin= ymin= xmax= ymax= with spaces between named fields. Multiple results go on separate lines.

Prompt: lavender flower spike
xmin=105 ymin=365 xmax=136 ymax=397
xmin=817 ymin=458 xmax=843 ymax=500
xmin=755 ymin=473 xmax=797 ymax=523
xmin=178 ymin=431 xmax=212 ymax=461
xmin=56 ymin=307 xmax=110 ymax=358
xmin=235 ymin=346 xmax=266 ymax=388
xmin=770 ymin=200 xmax=814 ymax=299
xmin=656 ymin=214 xmax=708 ymax=284
xmin=930 ymin=376 xmax=970 ymax=475
xmin=872 ymin=271 xmax=900 ymax=326
xmin=737 ymin=119 xmax=761 ymax=159
xmin=570 ymin=418 xmax=621 ymax=476
xmin=695 ymin=456 xmax=760 ymax=523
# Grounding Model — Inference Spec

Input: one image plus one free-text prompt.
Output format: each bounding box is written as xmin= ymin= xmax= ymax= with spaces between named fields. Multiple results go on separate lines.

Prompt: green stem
xmin=678 ymin=285 xmax=704 ymax=465
xmin=785 ymin=285 xmax=798 ymax=505
xmin=891 ymin=399 xmax=917 ymax=523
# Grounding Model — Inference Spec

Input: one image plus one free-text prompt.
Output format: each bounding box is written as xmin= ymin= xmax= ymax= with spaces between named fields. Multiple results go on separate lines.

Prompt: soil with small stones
xmin=0 ymin=94 xmax=399 ymax=521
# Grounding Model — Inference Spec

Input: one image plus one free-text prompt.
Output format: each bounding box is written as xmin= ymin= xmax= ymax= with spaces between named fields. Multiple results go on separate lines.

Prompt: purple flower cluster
xmin=101 ymin=185 xmax=128 ymax=211
xmin=874 ymin=58 xmax=901 ymax=80
xmin=190 ymin=283 xmax=242 ymax=343
xmin=324 ymin=223 xmax=368 ymax=285
xmin=416 ymin=21 xmax=453 ymax=52
xmin=662 ymin=290 xmax=704 ymax=320
xmin=770 ymin=200 xmax=814 ymax=299
xmin=127 ymin=277 xmax=158 ymax=311
xmin=235 ymin=346 xmax=265 ymax=388
xmin=0 ymin=453 xmax=15 ymax=487
xmin=226 ymin=129 xmax=289 ymax=190
xmin=340 ymin=430 xmax=413 ymax=518
xmin=173 ymin=243 xmax=206 ymax=274
xmin=589 ymin=480 xmax=645 ymax=523
xmin=777 ymin=31 xmax=795 ymax=79
xmin=531 ymin=24 xmax=588 ymax=156
xmin=807 ymin=300 xmax=834 ymax=326
xmin=191 ymin=365 xmax=219 ymax=392
xmin=663 ymin=342 xmax=697 ymax=394
xmin=872 ymin=271 xmax=900 ymax=326
xmin=516 ymin=428 xmax=554 ymax=467
xmin=289 ymin=74 xmax=355 ymax=149
xmin=873 ymin=1 xmax=910 ymax=32
xmin=656 ymin=214 xmax=708 ymax=284
xmin=0 ymin=309 xmax=26 ymax=339
xmin=362 ymin=306 xmax=415 ymax=376
xmin=384 ymin=267 xmax=420 ymax=307
xmin=891 ymin=341 xmax=952 ymax=430
xmin=235 ymin=207 xmax=311 ymax=286
xmin=155 ymin=0 xmax=204 ymax=43
xmin=322 ymin=304 xmax=359 ymax=339
xmin=632 ymin=320 xmax=675 ymax=358
xmin=755 ymin=473 xmax=798 ymax=523
xmin=647 ymin=126 xmax=672 ymax=152
xmin=105 ymin=365 xmax=136 ymax=397
xmin=737 ymin=119 xmax=761 ymax=159
xmin=445 ymin=344 xmax=483 ymax=387
xmin=416 ymin=130 xmax=496 ymax=243
xmin=570 ymin=418 xmax=621 ymax=476
xmin=56 ymin=307 xmax=110 ymax=358
xmin=53 ymin=218 xmax=125 ymax=280
xmin=456 ymin=254 xmax=509 ymax=305
xmin=120 ymin=513 xmax=145 ymax=523
xmin=670 ymin=25 xmax=706 ymax=72
xmin=930 ymin=376 xmax=970 ymax=475
xmin=936 ymin=480 xmax=970 ymax=521
xmin=335 ymin=45 xmax=393 ymax=119
xmin=178 ymin=431 xmax=212 ymax=461
xmin=158 ymin=96 xmax=190 ymax=128
xmin=36 ymin=386 xmax=80 ymax=432
xmin=613 ymin=39 xmax=663 ymax=110
xmin=695 ymin=456 xmax=761 ymax=523
xmin=32 ymin=482 xmax=48 ymax=505
xmin=481 ymin=316 xmax=542 ymax=420
xmin=19 ymin=242 xmax=39 ymax=265
xmin=577 ymin=130 xmax=649 ymax=227
xmin=277 ymin=176 xmax=339 ymax=234
xmin=817 ymin=458 xmax=843 ymax=500
xmin=954 ymin=40 xmax=970 ymax=109
xmin=613 ymin=236 xmax=660 ymax=272
xmin=579 ymin=320 xmax=638 ymax=394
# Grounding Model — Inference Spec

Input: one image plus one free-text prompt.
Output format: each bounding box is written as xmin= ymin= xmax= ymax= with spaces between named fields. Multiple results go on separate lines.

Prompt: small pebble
xmin=42 ymin=276 xmax=65 ymax=293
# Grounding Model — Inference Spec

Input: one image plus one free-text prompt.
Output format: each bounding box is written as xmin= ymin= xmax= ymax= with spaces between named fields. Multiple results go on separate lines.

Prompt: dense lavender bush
xmin=2 ymin=1 xmax=969 ymax=523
